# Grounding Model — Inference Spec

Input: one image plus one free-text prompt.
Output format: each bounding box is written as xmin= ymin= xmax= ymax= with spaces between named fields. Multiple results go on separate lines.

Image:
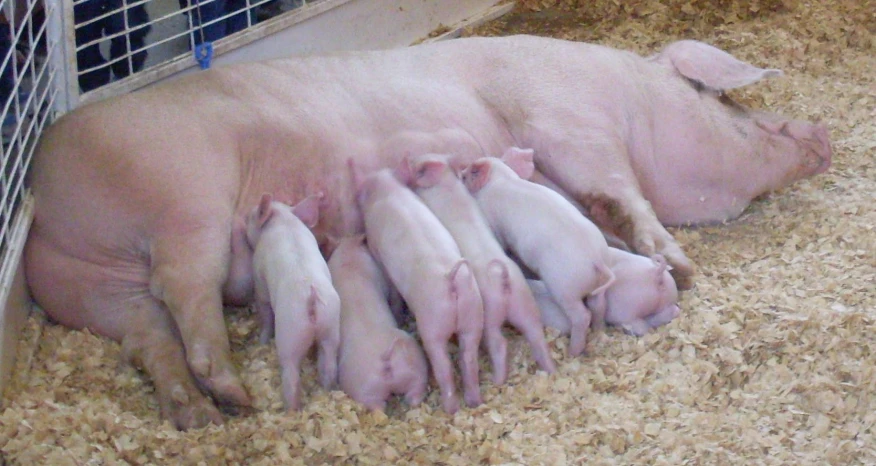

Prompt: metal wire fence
xmin=0 ymin=0 xmax=316 ymax=288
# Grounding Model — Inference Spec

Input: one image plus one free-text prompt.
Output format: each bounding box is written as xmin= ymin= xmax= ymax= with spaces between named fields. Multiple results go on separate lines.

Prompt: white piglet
xmin=328 ymin=235 xmax=429 ymax=411
xmin=397 ymin=153 xmax=556 ymax=384
xmin=245 ymin=193 xmax=341 ymax=411
xmin=462 ymin=148 xmax=614 ymax=356
xmin=354 ymin=165 xmax=484 ymax=414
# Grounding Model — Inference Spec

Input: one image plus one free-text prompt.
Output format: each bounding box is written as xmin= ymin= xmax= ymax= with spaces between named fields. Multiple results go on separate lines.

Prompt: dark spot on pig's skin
xmin=733 ymin=122 xmax=749 ymax=139
xmin=688 ymin=79 xmax=706 ymax=93
xmin=577 ymin=193 xmax=631 ymax=243
xmin=718 ymin=93 xmax=750 ymax=117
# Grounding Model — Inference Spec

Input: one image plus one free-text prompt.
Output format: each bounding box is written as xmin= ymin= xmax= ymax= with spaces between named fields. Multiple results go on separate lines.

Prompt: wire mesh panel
xmin=0 ymin=0 xmax=56 ymax=271
xmin=0 ymin=0 xmax=316 ymax=271
xmin=71 ymin=0 xmax=312 ymax=104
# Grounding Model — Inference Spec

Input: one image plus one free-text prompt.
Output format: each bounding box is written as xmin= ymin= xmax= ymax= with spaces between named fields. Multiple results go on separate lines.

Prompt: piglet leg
xmin=452 ymin=262 xmax=484 ymax=407
xmin=553 ymin=293 xmax=592 ymax=356
xmin=275 ymin=321 xmax=316 ymax=411
xmin=255 ymin=300 xmax=275 ymax=344
xmin=482 ymin=311 xmax=509 ymax=385
xmin=506 ymin=293 xmax=556 ymax=375
xmin=317 ymin=323 xmax=340 ymax=390
xmin=421 ymin=337 xmax=460 ymax=414
xmin=481 ymin=262 xmax=510 ymax=384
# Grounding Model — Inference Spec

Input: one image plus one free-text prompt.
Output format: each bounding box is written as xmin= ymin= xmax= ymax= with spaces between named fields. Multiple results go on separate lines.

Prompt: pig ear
xmin=257 ymin=193 xmax=275 ymax=228
xmin=653 ymin=40 xmax=783 ymax=91
xmin=463 ymin=160 xmax=492 ymax=193
xmin=412 ymin=157 xmax=447 ymax=188
xmin=393 ymin=154 xmax=415 ymax=186
xmin=292 ymin=193 xmax=323 ymax=228
xmin=500 ymin=147 xmax=536 ymax=180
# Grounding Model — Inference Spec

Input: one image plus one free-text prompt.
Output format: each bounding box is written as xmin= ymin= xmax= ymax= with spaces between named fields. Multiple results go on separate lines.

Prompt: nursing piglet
xmin=461 ymin=148 xmax=614 ymax=357
xmin=397 ymin=153 xmax=556 ymax=384
xmin=328 ymin=235 xmax=428 ymax=411
xmin=598 ymin=249 xmax=680 ymax=335
xmin=528 ymin=249 xmax=680 ymax=336
xmin=354 ymin=166 xmax=484 ymax=414
xmin=245 ymin=193 xmax=341 ymax=411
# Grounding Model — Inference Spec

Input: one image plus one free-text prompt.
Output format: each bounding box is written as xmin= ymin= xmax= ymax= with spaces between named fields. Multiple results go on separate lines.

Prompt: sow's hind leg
xmin=121 ymin=299 xmax=225 ymax=429
xmin=529 ymin=131 xmax=695 ymax=289
xmin=149 ymin=226 xmax=251 ymax=409
xmin=24 ymin=234 xmax=224 ymax=429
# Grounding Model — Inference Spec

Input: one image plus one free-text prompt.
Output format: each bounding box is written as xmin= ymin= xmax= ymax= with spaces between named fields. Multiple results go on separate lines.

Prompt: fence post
xmin=45 ymin=0 xmax=78 ymax=115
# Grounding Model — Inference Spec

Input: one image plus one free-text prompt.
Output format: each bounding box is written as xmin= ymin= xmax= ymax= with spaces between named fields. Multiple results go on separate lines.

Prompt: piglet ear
xmin=500 ymin=147 xmax=536 ymax=180
xmin=393 ymin=153 xmax=415 ymax=186
xmin=412 ymin=157 xmax=447 ymax=188
xmin=652 ymin=40 xmax=783 ymax=91
xmin=462 ymin=159 xmax=492 ymax=193
xmin=257 ymin=193 xmax=274 ymax=228
xmin=292 ymin=193 xmax=323 ymax=228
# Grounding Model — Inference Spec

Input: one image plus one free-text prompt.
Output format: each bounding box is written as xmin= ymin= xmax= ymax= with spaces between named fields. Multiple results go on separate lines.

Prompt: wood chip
xmin=3 ymin=1 xmax=874 ymax=464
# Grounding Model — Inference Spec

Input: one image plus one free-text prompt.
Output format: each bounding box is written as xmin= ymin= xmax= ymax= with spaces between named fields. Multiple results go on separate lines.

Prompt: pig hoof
xmin=199 ymin=365 xmax=252 ymax=408
xmin=671 ymin=267 xmax=695 ymax=291
xmin=660 ymin=246 xmax=695 ymax=290
xmin=442 ymin=394 xmax=461 ymax=414
xmin=464 ymin=391 xmax=483 ymax=408
xmin=405 ymin=391 xmax=426 ymax=407
xmin=161 ymin=385 xmax=224 ymax=430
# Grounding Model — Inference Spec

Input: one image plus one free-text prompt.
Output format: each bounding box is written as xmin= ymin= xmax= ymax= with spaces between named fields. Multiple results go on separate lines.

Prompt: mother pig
xmin=24 ymin=35 xmax=831 ymax=429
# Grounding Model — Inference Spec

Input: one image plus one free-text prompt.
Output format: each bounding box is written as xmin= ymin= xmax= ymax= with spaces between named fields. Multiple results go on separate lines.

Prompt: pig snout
xmin=758 ymin=119 xmax=832 ymax=177
xmin=810 ymin=124 xmax=832 ymax=174
xmin=645 ymin=304 xmax=681 ymax=328
xmin=784 ymin=120 xmax=832 ymax=175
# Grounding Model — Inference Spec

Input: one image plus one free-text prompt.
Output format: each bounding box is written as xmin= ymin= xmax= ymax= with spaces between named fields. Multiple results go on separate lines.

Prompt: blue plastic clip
xmin=194 ymin=42 xmax=214 ymax=70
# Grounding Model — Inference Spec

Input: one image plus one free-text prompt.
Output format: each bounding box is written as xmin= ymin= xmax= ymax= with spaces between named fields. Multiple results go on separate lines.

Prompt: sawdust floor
xmin=2 ymin=0 xmax=874 ymax=464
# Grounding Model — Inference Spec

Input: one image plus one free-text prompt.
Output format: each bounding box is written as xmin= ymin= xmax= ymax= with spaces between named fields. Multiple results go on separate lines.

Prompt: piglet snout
xmin=646 ymin=304 xmax=681 ymax=328
xmin=810 ymin=124 xmax=832 ymax=174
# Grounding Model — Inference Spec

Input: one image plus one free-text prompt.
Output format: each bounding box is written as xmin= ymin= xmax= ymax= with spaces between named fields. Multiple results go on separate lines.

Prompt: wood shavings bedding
xmin=2 ymin=0 xmax=874 ymax=463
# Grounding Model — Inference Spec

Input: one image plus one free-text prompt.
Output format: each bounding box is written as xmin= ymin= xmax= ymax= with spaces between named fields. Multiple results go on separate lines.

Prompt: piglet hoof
xmin=441 ymin=392 xmax=461 ymax=414
xmin=464 ymin=390 xmax=483 ymax=409
xmin=161 ymin=384 xmax=224 ymax=430
xmin=568 ymin=331 xmax=588 ymax=357
xmin=404 ymin=389 xmax=426 ymax=407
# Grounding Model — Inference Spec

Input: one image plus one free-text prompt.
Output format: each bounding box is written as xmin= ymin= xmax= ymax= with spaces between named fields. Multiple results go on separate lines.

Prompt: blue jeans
xmin=74 ymin=0 xmax=151 ymax=92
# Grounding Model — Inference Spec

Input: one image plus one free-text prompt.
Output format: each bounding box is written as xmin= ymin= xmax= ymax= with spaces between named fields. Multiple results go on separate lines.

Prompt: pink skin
xmin=461 ymin=148 xmax=615 ymax=357
xmin=223 ymin=215 xmax=255 ymax=307
xmin=590 ymin=250 xmax=680 ymax=336
xmin=529 ymin=249 xmax=680 ymax=336
xmin=397 ymin=153 xmax=557 ymax=384
xmin=328 ymin=235 xmax=428 ymax=411
xmin=25 ymin=36 xmax=829 ymax=427
xmin=354 ymin=167 xmax=485 ymax=414
xmin=245 ymin=194 xmax=340 ymax=411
